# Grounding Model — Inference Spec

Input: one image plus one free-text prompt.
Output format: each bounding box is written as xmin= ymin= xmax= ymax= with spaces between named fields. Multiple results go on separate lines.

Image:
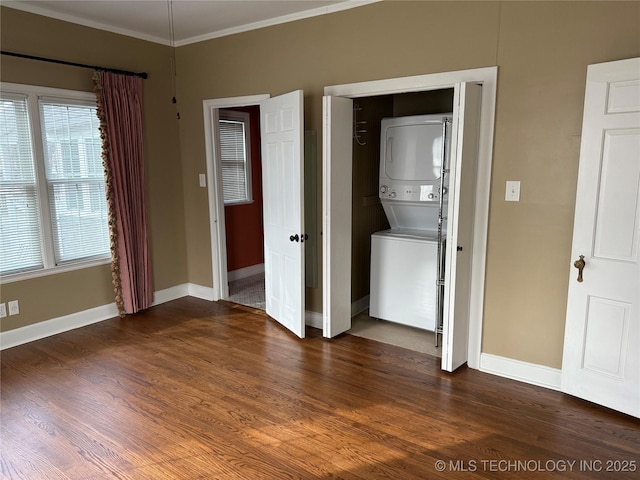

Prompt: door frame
xmin=203 ymin=94 xmax=270 ymax=301
xmin=323 ymin=67 xmax=497 ymax=370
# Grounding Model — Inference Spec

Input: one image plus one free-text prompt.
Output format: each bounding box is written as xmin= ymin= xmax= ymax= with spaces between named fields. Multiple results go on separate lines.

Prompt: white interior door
xmin=562 ymin=58 xmax=640 ymax=418
xmin=260 ymin=90 xmax=305 ymax=338
xmin=209 ymin=106 xmax=230 ymax=299
xmin=441 ymin=82 xmax=483 ymax=372
xmin=322 ymin=95 xmax=353 ymax=337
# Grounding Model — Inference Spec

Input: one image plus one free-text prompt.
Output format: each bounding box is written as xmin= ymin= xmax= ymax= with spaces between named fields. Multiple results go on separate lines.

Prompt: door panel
xmin=593 ymin=129 xmax=640 ymax=261
xmin=441 ymin=82 xmax=482 ymax=372
xmin=583 ymin=296 xmax=630 ymax=377
xmin=562 ymin=57 xmax=640 ymax=418
xmin=260 ymin=90 xmax=305 ymax=338
xmin=322 ymin=95 xmax=353 ymax=338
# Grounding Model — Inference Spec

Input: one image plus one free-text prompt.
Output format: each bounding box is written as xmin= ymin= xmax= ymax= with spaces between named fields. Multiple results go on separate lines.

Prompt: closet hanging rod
xmin=1 ymin=50 xmax=148 ymax=79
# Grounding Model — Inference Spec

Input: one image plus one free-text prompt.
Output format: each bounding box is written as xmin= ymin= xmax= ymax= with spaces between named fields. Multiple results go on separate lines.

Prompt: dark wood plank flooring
xmin=1 ymin=297 xmax=638 ymax=479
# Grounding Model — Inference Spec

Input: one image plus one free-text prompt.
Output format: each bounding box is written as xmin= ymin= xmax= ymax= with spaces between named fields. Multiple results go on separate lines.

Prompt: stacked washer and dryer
xmin=369 ymin=114 xmax=452 ymax=343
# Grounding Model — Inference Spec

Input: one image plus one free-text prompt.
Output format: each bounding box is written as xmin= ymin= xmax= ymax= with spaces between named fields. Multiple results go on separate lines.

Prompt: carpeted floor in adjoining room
xmin=350 ymin=310 xmax=442 ymax=357
xmin=227 ymin=273 xmax=266 ymax=310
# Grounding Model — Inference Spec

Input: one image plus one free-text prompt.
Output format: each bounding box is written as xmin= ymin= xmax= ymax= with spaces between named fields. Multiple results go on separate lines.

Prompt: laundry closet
xmin=350 ymin=89 xmax=455 ymax=346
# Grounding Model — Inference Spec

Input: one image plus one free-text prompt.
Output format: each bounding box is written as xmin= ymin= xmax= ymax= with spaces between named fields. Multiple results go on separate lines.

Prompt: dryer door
xmin=383 ymin=121 xmax=444 ymax=181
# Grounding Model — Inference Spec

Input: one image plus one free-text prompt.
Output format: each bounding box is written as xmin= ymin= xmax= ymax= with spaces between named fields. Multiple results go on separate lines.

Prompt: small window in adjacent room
xmin=219 ymin=109 xmax=252 ymax=205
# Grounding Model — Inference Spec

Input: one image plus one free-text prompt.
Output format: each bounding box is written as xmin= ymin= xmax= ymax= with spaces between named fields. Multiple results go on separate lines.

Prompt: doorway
xmin=203 ymin=94 xmax=270 ymax=303
xmin=204 ymin=93 xmax=317 ymax=327
xmin=348 ymin=90 xmax=454 ymax=358
xmin=323 ymin=67 xmax=498 ymax=371
xmin=221 ymin=106 xmax=266 ymax=310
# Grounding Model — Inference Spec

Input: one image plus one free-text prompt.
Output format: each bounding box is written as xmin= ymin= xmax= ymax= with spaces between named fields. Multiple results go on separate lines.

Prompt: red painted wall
xmin=224 ymin=106 xmax=264 ymax=272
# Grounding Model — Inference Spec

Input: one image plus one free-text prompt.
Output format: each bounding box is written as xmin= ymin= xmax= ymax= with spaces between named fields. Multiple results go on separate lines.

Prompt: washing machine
xmin=369 ymin=229 xmax=441 ymax=331
xmin=369 ymin=113 xmax=451 ymax=331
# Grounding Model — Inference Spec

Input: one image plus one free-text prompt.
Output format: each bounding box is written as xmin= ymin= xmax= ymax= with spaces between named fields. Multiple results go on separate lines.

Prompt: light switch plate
xmin=8 ymin=300 xmax=19 ymax=316
xmin=505 ymin=180 xmax=521 ymax=202
xmin=199 ymin=173 xmax=206 ymax=188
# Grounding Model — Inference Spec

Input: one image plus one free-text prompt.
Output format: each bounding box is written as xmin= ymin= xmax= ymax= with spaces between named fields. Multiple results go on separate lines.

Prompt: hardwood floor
xmin=1 ymin=297 xmax=638 ymax=479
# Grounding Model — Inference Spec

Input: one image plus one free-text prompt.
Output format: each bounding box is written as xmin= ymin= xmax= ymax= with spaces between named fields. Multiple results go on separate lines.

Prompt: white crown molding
xmin=2 ymin=0 xmax=382 ymax=47
xmin=2 ymin=1 xmax=171 ymax=45
xmin=174 ymin=0 xmax=382 ymax=47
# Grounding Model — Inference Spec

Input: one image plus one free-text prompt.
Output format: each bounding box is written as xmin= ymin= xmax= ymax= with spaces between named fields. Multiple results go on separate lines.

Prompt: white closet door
xmin=322 ymin=95 xmax=353 ymax=338
xmin=442 ymin=82 xmax=483 ymax=372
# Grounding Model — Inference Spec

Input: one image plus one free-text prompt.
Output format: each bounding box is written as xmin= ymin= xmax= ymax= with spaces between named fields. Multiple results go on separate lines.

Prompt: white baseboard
xmin=351 ymin=295 xmax=369 ymax=316
xmin=0 ymin=302 xmax=119 ymax=351
xmin=228 ymin=263 xmax=265 ymax=282
xmin=1 ymin=283 xmax=192 ymax=351
xmin=153 ymin=284 xmax=189 ymax=305
xmin=305 ymin=310 xmax=323 ymax=330
xmin=187 ymin=283 xmax=216 ymax=301
xmin=1 ymin=281 xmax=325 ymax=349
xmin=479 ymin=353 xmax=562 ymax=391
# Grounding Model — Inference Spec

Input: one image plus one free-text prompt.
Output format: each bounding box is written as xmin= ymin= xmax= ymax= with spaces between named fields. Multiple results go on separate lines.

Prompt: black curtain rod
xmin=1 ymin=50 xmax=148 ymax=79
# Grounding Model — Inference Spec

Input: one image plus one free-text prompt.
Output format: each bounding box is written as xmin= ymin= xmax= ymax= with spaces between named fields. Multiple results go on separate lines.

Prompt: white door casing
xmin=562 ymin=57 xmax=640 ymax=418
xmin=322 ymin=95 xmax=354 ymax=337
xmin=322 ymin=67 xmax=497 ymax=370
xmin=442 ymin=82 xmax=483 ymax=372
xmin=260 ymin=90 xmax=306 ymax=338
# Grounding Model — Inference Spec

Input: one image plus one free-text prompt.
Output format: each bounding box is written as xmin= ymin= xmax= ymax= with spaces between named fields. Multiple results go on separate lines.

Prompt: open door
xmin=441 ymin=82 xmax=483 ymax=372
xmin=260 ymin=90 xmax=305 ymax=338
xmin=208 ymin=106 xmax=230 ymax=299
xmin=562 ymin=58 xmax=640 ymax=418
xmin=322 ymin=95 xmax=353 ymax=337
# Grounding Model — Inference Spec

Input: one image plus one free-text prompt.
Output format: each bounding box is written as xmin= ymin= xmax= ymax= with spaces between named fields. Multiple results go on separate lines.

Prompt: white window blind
xmin=0 ymin=83 xmax=111 ymax=280
xmin=0 ymin=93 xmax=44 ymax=274
xmin=219 ymin=110 xmax=252 ymax=204
xmin=39 ymin=98 xmax=109 ymax=264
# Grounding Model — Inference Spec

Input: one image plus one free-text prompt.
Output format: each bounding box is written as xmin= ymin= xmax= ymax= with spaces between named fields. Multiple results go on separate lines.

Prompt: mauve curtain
xmin=94 ymin=71 xmax=153 ymax=316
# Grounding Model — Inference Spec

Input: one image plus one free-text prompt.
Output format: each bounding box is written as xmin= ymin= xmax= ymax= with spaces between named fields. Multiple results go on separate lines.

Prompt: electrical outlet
xmin=8 ymin=300 xmax=19 ymax=316
xmin=0 ymin=303 xmax=6 ymax=318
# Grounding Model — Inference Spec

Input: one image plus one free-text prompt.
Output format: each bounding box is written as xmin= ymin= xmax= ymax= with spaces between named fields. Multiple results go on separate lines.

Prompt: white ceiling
xmin=3 ymin=0 xmax=378 ymax=46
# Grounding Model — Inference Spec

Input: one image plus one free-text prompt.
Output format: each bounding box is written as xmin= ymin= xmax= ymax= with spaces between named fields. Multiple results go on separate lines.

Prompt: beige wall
xmin=175 ymin=0 xmax=502 ymax=312
xmin=0 ymin=7 xmax=188 ymax=330
xmin=485 ymin=2 xmax=639 ymax=366
xmin=1 ymin=2 xmax=638 ymax=370
xmin=351 ymin=95 xmax=392 ymax=303
xmin=175 ymin=1 xmax=639 ymax=368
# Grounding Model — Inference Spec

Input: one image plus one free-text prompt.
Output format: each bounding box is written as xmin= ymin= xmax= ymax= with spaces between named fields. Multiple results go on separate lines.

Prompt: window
xmin=0 ymin=83 xmax=110 ymax=280
xmin=219 ymin=109 xmax=252 ymax=205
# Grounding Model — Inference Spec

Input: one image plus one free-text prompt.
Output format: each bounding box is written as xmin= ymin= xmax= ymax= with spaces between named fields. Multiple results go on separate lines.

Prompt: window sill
xmin=0 ymin=257 xmax=112 ymax=284
xmin=224 ymin=200 xmax=255 ymax=207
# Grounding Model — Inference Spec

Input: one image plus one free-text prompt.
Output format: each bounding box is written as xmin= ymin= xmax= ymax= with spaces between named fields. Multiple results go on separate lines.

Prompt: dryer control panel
xmin=379 ymin=183 xmax=446 ymax=202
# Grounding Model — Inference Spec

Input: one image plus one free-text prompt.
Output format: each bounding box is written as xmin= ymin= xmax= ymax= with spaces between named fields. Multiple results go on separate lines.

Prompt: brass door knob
xmin=573 ymin=255 xmax=585 ymax=282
